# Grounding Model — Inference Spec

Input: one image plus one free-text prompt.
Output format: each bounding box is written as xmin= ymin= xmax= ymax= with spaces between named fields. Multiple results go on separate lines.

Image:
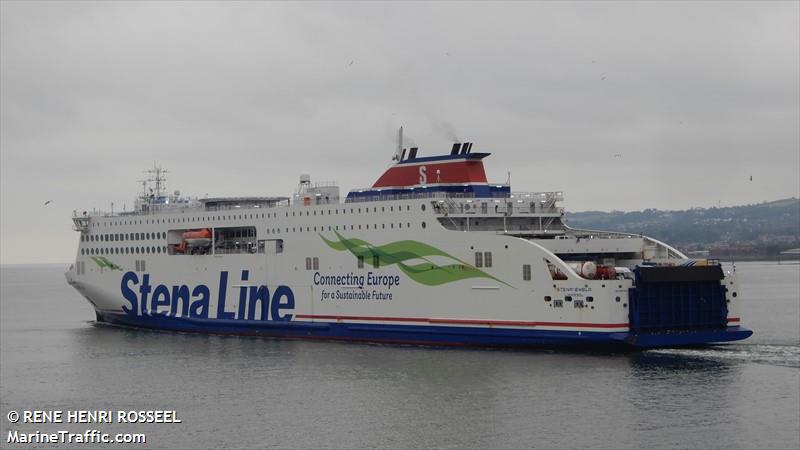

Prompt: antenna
xmin=143 ymin=163 xmax=169 ymax=200
xmin=138 ymin=179 xmax=148 ymax=200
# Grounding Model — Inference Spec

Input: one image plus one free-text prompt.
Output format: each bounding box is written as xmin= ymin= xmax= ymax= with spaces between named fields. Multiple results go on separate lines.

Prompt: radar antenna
xmin=143 ymin=163 xmax=169 ymax=201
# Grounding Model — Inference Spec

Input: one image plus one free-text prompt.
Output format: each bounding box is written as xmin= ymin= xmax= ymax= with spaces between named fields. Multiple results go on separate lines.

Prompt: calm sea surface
xmin=1 ymin=261 xmax=798 ymax=449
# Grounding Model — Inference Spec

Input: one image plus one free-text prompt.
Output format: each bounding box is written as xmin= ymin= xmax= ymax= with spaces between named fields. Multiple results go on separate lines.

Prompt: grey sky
xmin=2 ymin=1 xmax=798 ymax=264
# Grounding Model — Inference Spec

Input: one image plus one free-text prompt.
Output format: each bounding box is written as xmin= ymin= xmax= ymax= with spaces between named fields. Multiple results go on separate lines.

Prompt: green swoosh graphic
xmin=320 ymin=231 xmax=513 ymax=287
xmin=90 ymin=256 xmax=123 ymax=271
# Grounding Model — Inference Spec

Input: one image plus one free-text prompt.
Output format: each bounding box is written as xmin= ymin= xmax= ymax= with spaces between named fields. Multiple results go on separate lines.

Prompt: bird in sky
xmin=614 ymin=153 xmax=622 ymax=158
xmin=44 ymin=200 xmax=53 ymax=206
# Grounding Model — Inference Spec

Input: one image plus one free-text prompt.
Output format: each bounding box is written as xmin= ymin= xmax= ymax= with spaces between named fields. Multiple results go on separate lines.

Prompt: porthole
xmin=732 ymin=292 xmax=737 ymax=298
xmin=421 ymin=221 xmax=426 ymax=229
xmin=544 ymin=296 xmax=552 ymax=302
xmin=615 ymin=296 xmax=621 ymax=302
xmin=421 ymin=204 xmax=426 ymax=211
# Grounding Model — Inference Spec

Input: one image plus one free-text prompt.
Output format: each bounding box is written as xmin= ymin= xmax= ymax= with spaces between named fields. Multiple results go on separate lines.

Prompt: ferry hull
xmin=98 ymin=311 xmax=752 ymax=349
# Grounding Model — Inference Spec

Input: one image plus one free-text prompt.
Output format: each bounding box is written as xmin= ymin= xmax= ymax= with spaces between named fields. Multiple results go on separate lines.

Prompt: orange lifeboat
xmin=175 ymin=228 xmax=212 ymax=254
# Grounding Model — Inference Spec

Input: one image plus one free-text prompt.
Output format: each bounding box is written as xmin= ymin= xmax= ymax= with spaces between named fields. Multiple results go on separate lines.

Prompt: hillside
xmin=565 ymin=198 xmax=800 ymax=259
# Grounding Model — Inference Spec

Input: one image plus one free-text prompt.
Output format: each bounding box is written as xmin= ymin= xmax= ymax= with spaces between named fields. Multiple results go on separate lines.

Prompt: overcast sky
xmin=1 ymin=1 xmax=798 ymax=264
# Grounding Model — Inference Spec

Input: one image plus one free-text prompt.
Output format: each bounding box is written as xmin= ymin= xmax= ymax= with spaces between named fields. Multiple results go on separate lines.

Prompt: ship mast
xmin=144 ymin=163 xmax=169 ymax=201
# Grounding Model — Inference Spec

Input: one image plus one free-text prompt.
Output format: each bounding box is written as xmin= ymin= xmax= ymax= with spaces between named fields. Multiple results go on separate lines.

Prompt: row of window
xmin=96 ymin=213 xmax=274 ymax=228
xmin=82 ymin=232 xmax=165 ymax=242
xmin=287 ymin=204 xmax=417 ymax=217
xmin=94 ymin=204 xmax=426 ymax=228
xmin=82 ymin=246 xmax=167 ymax=256
xmin=267 ymin=222 xmax=425 ymax=234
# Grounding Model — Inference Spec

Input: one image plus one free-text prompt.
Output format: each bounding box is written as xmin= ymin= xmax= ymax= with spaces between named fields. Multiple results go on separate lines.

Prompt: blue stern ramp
xmin=624 ymin=265 xmax=752 ymax=347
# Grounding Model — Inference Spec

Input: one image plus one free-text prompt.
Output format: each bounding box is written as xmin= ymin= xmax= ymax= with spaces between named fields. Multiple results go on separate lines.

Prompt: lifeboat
xmin=174 ymin=228 xmax=212 ymax=254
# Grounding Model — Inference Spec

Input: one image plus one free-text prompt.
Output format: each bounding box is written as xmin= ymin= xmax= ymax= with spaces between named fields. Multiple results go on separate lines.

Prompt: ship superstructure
xmin=65 ymin=141 xmax=752 ymax=348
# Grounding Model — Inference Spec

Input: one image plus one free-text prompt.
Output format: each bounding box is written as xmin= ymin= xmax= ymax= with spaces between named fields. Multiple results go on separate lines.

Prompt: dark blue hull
xmin=99 ymin=311 xmax=753 ymax=349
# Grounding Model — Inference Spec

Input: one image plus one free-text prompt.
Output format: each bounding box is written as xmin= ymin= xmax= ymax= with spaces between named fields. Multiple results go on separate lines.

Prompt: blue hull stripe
xmin=99 ymin=312 xmax=753 ymax=349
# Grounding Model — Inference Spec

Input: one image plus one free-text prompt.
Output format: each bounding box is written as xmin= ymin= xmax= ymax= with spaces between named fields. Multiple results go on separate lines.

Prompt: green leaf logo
xmin=90 ymin=256 xmax=123 ymax=271
xmin=320 ymin=231 xmax=512 ymax=287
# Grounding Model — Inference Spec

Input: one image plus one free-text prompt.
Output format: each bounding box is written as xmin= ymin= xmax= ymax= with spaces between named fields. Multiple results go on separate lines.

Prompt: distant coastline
xmin=567 ymin=197 xmax=800 ymax=261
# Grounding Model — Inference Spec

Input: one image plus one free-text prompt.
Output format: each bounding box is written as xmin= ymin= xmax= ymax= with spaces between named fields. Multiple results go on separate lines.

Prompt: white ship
xmin=65 ymin=137 xmax=752 ymax=348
